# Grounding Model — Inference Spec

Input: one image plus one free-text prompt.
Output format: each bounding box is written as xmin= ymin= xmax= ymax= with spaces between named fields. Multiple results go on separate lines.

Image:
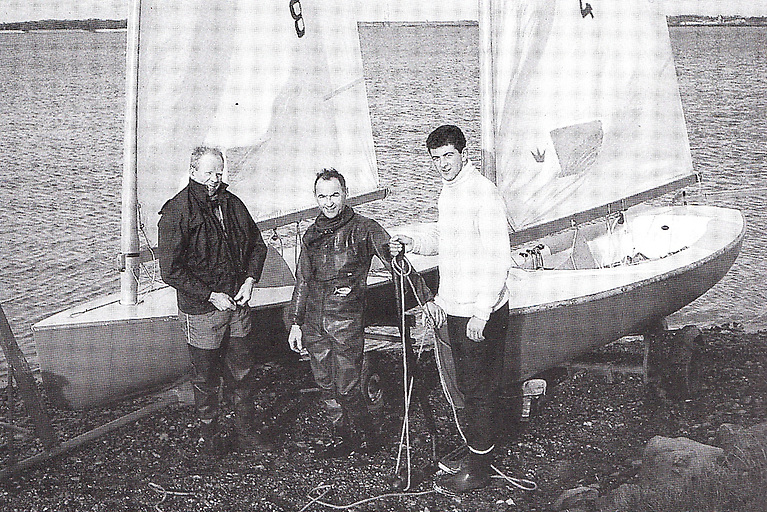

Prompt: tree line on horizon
xmin=0 ymin=19 xmax=126 ymax=32
xmin=1 ymin=15 xmax=766 ymax=32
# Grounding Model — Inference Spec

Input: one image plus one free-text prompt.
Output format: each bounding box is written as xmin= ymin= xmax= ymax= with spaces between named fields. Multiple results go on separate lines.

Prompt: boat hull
xmin=504 ymin=223 xmax=743 ymax=383
xmin=33 ymin=204 xmax=744 ymax=409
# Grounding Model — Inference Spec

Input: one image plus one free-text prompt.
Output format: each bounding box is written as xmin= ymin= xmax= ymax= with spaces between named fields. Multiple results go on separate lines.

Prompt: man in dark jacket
xmin=159 ymin=146 xmax=269 ymax=455
xmin=287 ymin=168 xmax=431 ymax=458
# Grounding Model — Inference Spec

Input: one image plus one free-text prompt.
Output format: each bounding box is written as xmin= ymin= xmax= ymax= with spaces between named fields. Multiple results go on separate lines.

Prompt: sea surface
xmin=1 ymin=25 xmax=766 ymax=377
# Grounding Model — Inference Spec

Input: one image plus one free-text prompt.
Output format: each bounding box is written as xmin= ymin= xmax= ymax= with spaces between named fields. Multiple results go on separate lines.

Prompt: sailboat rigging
xmin=32 ymin=0 xmax=744 ymax=409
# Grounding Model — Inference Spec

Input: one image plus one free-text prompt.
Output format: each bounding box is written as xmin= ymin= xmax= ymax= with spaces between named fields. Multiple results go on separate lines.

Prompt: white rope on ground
xmin=298 ymin=484 xmax=434 ymax=512
xmin=148 ymin=482 xmax=197 ymax=512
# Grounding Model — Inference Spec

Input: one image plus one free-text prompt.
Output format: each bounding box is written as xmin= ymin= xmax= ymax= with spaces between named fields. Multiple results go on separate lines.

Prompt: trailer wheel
xmin=361 ymin=351 xmax=385 ymax=413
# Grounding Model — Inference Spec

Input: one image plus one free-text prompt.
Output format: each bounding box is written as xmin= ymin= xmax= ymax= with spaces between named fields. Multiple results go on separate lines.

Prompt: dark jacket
xmin=158 ymin=179 xmax=267 ymax=315
xmin=288 ymin=206 xmax=432 ymax=327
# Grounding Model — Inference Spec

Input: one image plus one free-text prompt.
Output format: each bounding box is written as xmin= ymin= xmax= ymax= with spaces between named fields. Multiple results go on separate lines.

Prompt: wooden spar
xmin=120 ymin=0 xmax=142 ymax=305
xmin=0 ymin=306 xmax=58 ymax=450
xmin=255 ymin=188 xmax=389 ymax=231
xmin=138 ymin=188 xmax=389 ymax=263
xmin=0 ymin=395 xmax=177 ymax=480
xmin=478 ymin=0 xmax=496 ymax=184
xmin=508 ymin=173 xmax=701 ymax=247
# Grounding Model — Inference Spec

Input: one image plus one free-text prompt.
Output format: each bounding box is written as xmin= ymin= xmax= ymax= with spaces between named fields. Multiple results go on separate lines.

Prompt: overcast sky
xmin=2 ymin=0 xmax=767 ymax=23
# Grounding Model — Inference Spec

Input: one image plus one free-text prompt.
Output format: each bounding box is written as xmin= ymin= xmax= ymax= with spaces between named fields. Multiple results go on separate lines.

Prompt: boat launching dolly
xmin=566 ymin=321 xmax=704 ymax=400
xmin=0 ymin=304 xmax=178 ymax=479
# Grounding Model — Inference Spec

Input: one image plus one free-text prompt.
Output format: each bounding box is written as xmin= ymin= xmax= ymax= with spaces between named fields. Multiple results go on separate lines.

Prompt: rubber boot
xmin=188 ymin=345 xmax=222 ymax=422
xmin=357 ymin=429 xmax=384 ymax=456
xmin=232 ymin=387 xmax=273 ymax=453
xmin=438 ymin=444 xmax=469 ymax=475
xmin=434 ymin=449 xmax=492 ymax=496
xmin=338 ymin=389 xmax=382 ymax=455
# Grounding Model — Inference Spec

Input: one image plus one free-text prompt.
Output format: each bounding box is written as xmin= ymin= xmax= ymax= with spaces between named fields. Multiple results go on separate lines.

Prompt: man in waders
xmin=390 ymin=125 xmax=512 ymax=495
xmin=287 ymin=168 xmax=431 ymax=459
xmin=159 ymin=146 xmax=270 ymax=455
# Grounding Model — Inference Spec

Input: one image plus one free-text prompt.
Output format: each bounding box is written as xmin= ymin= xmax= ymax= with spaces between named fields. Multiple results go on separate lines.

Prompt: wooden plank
xmin=0 ymin=395 xmax=176 ymax=480
xmin=0 ymin=306 xmax=59 ymax=450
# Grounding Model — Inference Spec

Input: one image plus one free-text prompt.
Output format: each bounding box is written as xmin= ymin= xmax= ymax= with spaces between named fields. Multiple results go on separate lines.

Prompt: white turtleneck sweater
xmin=408 ymin=161 xmax=511 ymax=321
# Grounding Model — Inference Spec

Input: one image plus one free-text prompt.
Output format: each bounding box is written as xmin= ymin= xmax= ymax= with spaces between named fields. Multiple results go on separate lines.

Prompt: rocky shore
xmin=1 ymin=325 xmax=765 ymax=511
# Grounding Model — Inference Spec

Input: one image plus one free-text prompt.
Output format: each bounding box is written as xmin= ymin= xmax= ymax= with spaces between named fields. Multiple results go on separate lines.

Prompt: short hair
xmin=190 ymin=146 xmax=224 ymax=172
xmin=314 ymin=168 xmax=347 ymax=193
xmin=426 ymin=125 xmax=466 ymax=153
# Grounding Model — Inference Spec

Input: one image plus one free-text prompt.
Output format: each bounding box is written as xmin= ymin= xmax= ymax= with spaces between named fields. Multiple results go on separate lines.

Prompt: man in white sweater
xmin=390 ymin=125 xmax=512 ymax=495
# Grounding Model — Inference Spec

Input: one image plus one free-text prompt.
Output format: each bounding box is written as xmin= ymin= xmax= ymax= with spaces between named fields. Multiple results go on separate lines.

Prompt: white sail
xmin=135 ymin=0 xmax=378 ymax=244
xmin=492 ymin=0 xmax=694 ymax=233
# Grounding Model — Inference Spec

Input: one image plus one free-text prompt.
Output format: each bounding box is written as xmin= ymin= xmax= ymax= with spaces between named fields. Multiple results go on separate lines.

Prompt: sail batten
xmin=135 ymin=0 xmax=378 ymax=246
xmin=492 ymin=0 xmax=695 ymax=233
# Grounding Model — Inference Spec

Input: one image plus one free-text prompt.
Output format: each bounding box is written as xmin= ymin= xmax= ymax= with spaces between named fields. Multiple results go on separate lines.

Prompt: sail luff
xmin=479 ymin=0 xmax=496 ymax=184
xmin=119 ymin=0 xmax=142 ymax=306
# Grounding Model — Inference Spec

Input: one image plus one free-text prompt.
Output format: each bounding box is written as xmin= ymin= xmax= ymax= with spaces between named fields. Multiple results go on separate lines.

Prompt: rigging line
xmin=395 ymin=256 xmax=412 ymax=488
xmin=323 ymin=77 xmax=364 ymax=101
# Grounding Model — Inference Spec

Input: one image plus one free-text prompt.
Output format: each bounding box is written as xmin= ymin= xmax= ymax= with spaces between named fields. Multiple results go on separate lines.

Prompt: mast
xmin=120 ymin=0 xmax=142 ymax=305
xmin=478 ymin=0 xmax=496 ymax=184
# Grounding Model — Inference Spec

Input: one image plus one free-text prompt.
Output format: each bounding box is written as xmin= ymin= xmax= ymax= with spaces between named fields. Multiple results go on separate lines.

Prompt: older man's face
xmin=190 ymin=153 xmax=224 ymax=196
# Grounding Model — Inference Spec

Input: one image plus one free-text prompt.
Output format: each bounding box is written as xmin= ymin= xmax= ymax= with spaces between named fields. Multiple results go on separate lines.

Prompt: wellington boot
xmin=433 ymin=451 xmax=491 ymax=496
xmin=438 ymin=444 xmax=468 ymax=475
xmin=196 ymin=420 xmax=231 ymax=457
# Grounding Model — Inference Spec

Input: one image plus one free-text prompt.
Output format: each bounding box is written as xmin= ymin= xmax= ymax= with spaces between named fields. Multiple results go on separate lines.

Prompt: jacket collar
xmin=188 ymin=178 xmax=229 ymax=204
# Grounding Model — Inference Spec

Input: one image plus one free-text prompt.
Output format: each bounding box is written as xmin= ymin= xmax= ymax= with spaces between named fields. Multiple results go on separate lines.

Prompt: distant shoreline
xmin=1 ymin=15 xmax=766 ymax=33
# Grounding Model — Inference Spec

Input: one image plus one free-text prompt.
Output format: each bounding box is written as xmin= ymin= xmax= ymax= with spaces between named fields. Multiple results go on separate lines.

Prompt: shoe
xmin=433 ymin=451 xmax=491 ymax=496
xmin=438 ymin=445 xmax=468 ymax=474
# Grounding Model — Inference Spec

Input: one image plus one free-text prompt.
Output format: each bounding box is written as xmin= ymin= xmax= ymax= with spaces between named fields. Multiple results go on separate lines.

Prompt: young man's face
xmin=429 ymin=144 xmax=467 ymax=182
xmin=190 ymin=153 xmax=224 ymax=196
xmin=315 ymin=177 xmax=347 ymax=219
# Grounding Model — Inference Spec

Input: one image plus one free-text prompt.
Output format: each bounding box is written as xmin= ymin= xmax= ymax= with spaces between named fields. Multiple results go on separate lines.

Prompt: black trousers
xmin=446 ymin=302 xmax=508 ymax=453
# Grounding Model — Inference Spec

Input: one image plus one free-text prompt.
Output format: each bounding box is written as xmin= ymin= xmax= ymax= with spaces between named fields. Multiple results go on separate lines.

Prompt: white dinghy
xmin=32 ymin=0 xmax=744 ymax=408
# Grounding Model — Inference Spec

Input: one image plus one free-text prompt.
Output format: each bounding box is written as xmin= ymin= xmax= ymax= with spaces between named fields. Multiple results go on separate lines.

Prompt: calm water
xmin=1 ymin=25 xmax=766 ymax=376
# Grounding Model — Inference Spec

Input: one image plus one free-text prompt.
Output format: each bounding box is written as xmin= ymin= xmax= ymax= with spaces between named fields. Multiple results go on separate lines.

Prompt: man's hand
xmin=288 ymin=324 xmax=303 ymax=353
xmin=389 ymin=235 xmax=413 ymax=258
xmin=209 ymin=291 xmax=236 ymax=311
xmin=234 ymin=277 xmax=256 ymax=306
xmin=423 ymin=301 xmax=446 ymax=329
xmin=467 ymin=316 xmax=486 ymax=342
